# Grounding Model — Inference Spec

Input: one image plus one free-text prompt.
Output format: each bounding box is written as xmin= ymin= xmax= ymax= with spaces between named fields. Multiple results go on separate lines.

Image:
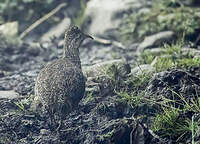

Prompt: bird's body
xmin=33 ymin=26 xmax=92 ymax=121
xmin=35 ymin=58 xmax=85 ymax=117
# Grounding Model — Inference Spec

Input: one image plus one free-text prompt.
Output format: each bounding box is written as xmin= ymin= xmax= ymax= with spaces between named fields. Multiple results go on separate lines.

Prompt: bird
xmin=33 ymin=26 xmax=93 ymax=123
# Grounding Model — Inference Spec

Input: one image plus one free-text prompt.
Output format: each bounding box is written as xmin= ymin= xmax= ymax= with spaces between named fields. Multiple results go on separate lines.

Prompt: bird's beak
xmin=84 ymin=33 xmax=93 ymax=40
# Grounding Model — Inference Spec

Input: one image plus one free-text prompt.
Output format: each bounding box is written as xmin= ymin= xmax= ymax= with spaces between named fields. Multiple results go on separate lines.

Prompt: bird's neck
xmin=63 ymin=39 xmax=82 ymax=69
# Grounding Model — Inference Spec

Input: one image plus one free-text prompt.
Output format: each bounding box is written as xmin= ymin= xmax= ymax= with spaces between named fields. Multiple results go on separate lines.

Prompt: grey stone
xmin=137 ymin=31 xmax=175 ymax=53
xmin=40 ymin=129 xmax=51 ymax=136
xmin=138 ymin=8 xmax=151 ymax=15
xmin=130 ymin=64 xmax=155 ymax=76
xmin=148 ymin=48 xmax=166 ymax=56
xmin=0 ymin=90 xmax=19 ymax=99
xmin=84 ymin=0 xmax=141 ymax=36
xmin=83 ymin=59 xmax=127 ymax=78
xmin=0 ymin=21 xmax=18 ymax=37
xmin=181 ymin=47 xmax=200 ymax=57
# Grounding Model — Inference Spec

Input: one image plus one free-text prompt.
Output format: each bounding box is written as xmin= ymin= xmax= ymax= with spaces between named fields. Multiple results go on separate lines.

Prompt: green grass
xmin=104 ymin=62 xmax=153 ymax=107
xmin=138 ymin=50 xmax=155 ymax=65
xmin=138 ymin=41 xmax=200 ymax=72
xmin=101 ymin=43 xmax=200 ymax=143
xmin=153 ymin=105 xmax=200 ymax=142
xmin=115 ymin=71 xmax=153 ymax=108
xmin=116 ymin=91 xmax=143 ymax=108
xmin=177 ymin=57 xmax=200 ymax=68
xmin=82 ymin=91 xmax=94 ymax=104
xmin=154 ymin=57 xmax=175 ymax=72
xmin=151 ymin=80 xmax=200 ymax=143
xmin=14 ymin=101 xmax=25 ymax=111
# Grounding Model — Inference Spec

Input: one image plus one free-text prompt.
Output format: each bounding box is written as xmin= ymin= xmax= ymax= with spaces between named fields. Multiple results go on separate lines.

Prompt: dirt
xmin=0 ymin=1 xmax=200 ymax=143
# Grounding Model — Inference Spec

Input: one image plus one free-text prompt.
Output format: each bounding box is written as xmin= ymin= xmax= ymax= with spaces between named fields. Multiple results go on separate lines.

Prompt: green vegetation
xmin=153 ymin=106 xmax=200 ymax=141
xmin=82 ymin=91 xmax=94 ymax=104
xmin=152 ymin=93 xmax=200 ymax=142
xmin=0 ymin=0 xmax=60 ymax=30
xmin=136 ymin=39 xmax=200 ymax=143
xmin=105 ymin=62 xmax=153 ymax=108
xmin=103 ymin=38 xmax=200 ymax=143
xmin=116 ymin=91 xmax=143 ymax=108
xmin=0 ymin=137 xmax=11 ymax=144
xmin=139 ymin=41 xmax=200 ymax=72
xmin=177 ymin=57 xmax=200 ymax=68
xmin=13 ymin=97 xmax=32 ymax=112
xmin=14 ymin=101 xmax=25 ymax=111
xmin=97 ymin=131 xmax=113 ymax=141
xmin=120 ymin=0 xmax=200 ymax=43
xmin=72 ymin=0 xmax=87 ymax=27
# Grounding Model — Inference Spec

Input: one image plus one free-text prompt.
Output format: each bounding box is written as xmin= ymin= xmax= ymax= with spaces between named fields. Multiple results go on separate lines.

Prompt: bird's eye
xmin=72 ymin=26 xmax=79 ymax=32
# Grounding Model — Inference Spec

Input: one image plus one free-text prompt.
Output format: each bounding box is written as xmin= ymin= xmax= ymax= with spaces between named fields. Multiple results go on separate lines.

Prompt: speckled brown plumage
xmin=34 ymin=26 xmax=92 ymax=121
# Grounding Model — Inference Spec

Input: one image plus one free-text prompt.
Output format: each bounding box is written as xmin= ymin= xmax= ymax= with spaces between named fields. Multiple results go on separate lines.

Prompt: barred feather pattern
xmin=35 ymin=59 xmax=85 ymax=117
xmin=34 ymin=26 xmax=87 ymax=120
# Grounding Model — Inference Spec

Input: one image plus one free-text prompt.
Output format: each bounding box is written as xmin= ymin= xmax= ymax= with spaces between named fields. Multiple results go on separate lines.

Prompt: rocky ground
xmin=0 ymin=0 xmax=200 ymax=143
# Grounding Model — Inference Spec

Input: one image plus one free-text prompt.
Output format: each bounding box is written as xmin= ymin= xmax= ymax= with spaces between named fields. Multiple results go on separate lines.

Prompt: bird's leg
xmin=47 ymin=109 xmax=57 ymax=130
xmin=56 ymin=119 xmax=62 ymax=132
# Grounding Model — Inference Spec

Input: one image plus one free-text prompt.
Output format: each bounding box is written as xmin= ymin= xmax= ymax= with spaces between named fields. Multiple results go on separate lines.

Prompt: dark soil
xmin=0 ymin=34 xmax=160 ymax=143
xmin=1 ymin=36 xmax=200 ymax=143
xmin=0 ymin=1 xmax=200 ymax=143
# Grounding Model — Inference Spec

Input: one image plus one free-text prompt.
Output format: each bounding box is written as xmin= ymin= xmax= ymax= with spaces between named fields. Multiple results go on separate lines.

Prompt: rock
xmin=136 ymin=31 xmax=175 ymax=53
xmin=0 ymin=21 xmax=18 ymax=37
xmin=181 ymin=47 xmax=200 ymax=57
xmin=127 ymin=43 xmax=140 ymax=51
xmin=83 ymin=59 xmax=130 ymax=78
xmin=40 ymin=129 xmax=51 ymax=136
xmin=0 ymin=90 xmax=19 ymax=99
xmin=130 ymin=64 xmax=155 ymax=76
xmin=157 ymin=14 xmax=175 ymax=23
xmin=80 ymin=41 xmax=121 ymax=65
xmin=148 ymin=48 xmax=166 ymax=56
xmin=138 ymin=8 xmax=151 ymax=15
xmin=0 ymin=31 xmax=22 ymax=51
xmin=84 ymin=0 xmax=141 ymax=37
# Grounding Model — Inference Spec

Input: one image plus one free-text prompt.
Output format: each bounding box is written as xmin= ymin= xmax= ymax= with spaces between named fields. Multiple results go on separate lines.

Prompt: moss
xmin=120 ymin=0 xmax=200 ymax=43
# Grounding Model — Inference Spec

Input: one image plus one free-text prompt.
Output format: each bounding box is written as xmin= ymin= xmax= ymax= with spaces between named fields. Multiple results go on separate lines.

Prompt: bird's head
xmin=64 ymin=26 xmax=93 ymax=45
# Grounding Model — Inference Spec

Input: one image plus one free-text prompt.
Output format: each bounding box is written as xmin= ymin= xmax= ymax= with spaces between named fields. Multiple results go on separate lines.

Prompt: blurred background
xmin=0 ymin=0 xmax=200 ymax=66
xmin=0 ymin=0 xmax=200 ymax=143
